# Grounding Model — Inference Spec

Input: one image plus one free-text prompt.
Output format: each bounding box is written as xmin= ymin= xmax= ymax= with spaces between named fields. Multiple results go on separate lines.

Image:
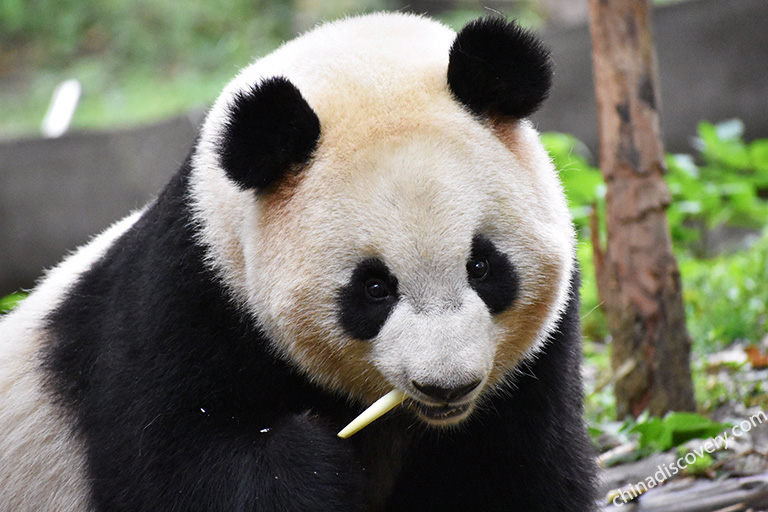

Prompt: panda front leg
xmin=87 ymin=411 xmax=364 ymax=511
xmin=239 ymin=412 xmax=365 ymax=510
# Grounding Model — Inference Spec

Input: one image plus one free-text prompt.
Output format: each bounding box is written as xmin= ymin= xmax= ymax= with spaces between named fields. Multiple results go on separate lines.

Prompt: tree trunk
xmin=586 ymin=0 xmax=696 ymax=418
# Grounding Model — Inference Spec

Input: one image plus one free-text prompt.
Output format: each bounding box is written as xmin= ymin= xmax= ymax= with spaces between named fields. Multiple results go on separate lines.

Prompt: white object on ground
xmin=41 ymin=79 xmax=82 ymax=138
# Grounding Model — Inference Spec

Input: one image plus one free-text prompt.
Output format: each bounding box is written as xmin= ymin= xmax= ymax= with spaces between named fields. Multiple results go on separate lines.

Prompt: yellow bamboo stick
xmin=337 ymin=389 xmax=405 ymax=439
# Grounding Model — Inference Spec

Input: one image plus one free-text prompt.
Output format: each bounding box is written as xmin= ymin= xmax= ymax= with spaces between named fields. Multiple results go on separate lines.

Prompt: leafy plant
xmin=679 ymin=230 xmax=768 ymax=350
xmin=576 ymin=245 xmax=608 ymax=345
xmin=666 ymin=120 xmax=768 ymax=252
xmin=582 ymin=338 xmax=615 ymax=427
xmin=630 ymin=411 xmax=731 ymax=453
xmin=0 ymin=292 xmax=27 ymax=315
xmin=541 ymin=132 xmax=604 ymax=235
xmin=679 ymin=451 xmax=715 ymax=476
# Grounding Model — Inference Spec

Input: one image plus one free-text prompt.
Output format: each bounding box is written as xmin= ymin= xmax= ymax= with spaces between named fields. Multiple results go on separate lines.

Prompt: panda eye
xmin=364 ymin=278 xmax=389 ymax=300
xmin=467 ymin=258 xmax=490 ymax=280
xmin=467 ymin=235 xmax=519 ymax=315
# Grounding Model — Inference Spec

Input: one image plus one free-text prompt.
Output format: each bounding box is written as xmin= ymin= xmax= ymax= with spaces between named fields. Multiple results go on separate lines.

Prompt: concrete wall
xmin=1 ymin=0 xmax=766 ymax=295
xmin=534 ymin=0 xmax=768 ymax=153
xmin=0 ymin=115 xmax=198 ymax=294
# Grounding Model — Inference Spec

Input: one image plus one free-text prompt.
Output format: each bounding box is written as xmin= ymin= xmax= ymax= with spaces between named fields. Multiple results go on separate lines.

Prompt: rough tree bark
xmin=586 ymin=0 xmax=696 ymax=418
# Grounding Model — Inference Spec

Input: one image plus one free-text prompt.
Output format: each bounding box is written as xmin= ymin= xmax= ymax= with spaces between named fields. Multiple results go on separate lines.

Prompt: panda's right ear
xmin=217 ymin=77 xmax=320 ymax=191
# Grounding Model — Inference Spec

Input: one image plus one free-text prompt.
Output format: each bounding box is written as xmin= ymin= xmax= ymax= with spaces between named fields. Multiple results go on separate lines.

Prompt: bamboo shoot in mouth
xmin=337 ymin=389 xmax=405 ymax=439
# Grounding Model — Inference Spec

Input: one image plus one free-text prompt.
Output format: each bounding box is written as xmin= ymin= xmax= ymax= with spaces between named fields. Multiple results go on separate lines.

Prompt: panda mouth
xmin=412 ymin=401 xmax=473 ymax=425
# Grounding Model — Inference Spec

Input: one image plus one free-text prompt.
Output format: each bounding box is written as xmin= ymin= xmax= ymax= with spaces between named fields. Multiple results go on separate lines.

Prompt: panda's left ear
xmin=447 ymin=17 xmax=553 ymax=120
xmin=217 ymin=77 xmax=320 ymax=191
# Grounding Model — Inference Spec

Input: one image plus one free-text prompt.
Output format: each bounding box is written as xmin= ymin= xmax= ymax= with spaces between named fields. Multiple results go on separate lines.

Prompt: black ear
xmin=447 ymin=17 xmax=553 ymax=120
xmin=217 ymin=77 xmax=320 ymax=191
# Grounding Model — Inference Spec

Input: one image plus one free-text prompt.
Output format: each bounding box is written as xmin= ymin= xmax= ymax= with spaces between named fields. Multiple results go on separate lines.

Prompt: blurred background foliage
xmin=1 ymin=0 xmax=303 ymax=136
xmin=0 ymin=0 xmax=545 ymax=138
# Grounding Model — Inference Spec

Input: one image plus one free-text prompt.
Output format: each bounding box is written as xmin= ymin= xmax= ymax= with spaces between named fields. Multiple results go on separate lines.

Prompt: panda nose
xmin=411 ymin=380 xmax=482 ymax=403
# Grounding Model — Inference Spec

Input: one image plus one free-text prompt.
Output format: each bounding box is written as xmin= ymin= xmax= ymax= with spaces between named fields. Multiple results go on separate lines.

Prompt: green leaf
xmin=662 ymin=412 xmax=731 ymax=447
xmin=631 ymin=416 xmax=668 ymax=451
xmin=680 ymin=452 xmax=715 ymax=476
xmin=0 ymin=292 xmax=27 ymax=314
xmin=630 ymin=412 xmax=731 ymax=453
xmin=697 ymin=120 xmax=751 ymax=169
xmin=587 ymin=426 xmax=604 ymax=440
xmin=749 ymin=140 xmax=768 ymax=176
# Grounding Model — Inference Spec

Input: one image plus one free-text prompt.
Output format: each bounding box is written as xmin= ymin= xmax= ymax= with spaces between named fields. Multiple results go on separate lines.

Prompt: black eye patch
xmin=467 ymin=235 xmax=519 ymax=314
xmin=337 ymin=258 xmax=399 ymax=340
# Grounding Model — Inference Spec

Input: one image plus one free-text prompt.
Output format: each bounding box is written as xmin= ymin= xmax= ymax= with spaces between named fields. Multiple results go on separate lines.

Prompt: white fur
xmin=0 ymin=210 xmax=143 ymax=510
xmin=189 ymin=12 xmax=575 ymax=407
xmin=373 ymin=289 xmax=496 ymax=395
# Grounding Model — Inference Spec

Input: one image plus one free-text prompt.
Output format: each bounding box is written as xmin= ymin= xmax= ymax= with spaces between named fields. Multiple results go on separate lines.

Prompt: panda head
xmin=190 ymin=14 xmax=573 ymax=426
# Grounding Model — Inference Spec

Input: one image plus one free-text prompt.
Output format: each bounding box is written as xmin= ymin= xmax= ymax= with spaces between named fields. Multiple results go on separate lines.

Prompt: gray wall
xmin=0 ymin=115 xmax=198 ymax=294
xmin=535 ymin=0 xmax=768 ymax=153
xmin=1 ymin=0 xmax=766 ymax=295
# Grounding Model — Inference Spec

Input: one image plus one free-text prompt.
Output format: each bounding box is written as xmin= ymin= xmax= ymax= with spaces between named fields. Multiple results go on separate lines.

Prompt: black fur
xmin=467 ymin=235 xmax=519 ymax=314
xmin=45 ymin=160 xmax=364 ymax=511
xmin=447 ymin=17 xmax=553 ymax=119
xmin=218 ymin=77 xmax=320 ymax=191
xmin=337 ymin=258 xmax=400 ymax=341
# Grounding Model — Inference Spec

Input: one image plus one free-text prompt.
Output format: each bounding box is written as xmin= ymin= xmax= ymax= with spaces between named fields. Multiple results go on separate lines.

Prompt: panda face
xmin=189 ymin=14 xmax=574 ymax=425
xmin=347 ymin=233 xmax=521 ymax=424
xmin=320 ymin=129 xmax=571 ymax=425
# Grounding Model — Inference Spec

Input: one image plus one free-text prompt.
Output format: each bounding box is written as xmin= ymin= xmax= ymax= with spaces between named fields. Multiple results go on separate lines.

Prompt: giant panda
xmin=0 ymin=13 xmax=597 ymax=511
